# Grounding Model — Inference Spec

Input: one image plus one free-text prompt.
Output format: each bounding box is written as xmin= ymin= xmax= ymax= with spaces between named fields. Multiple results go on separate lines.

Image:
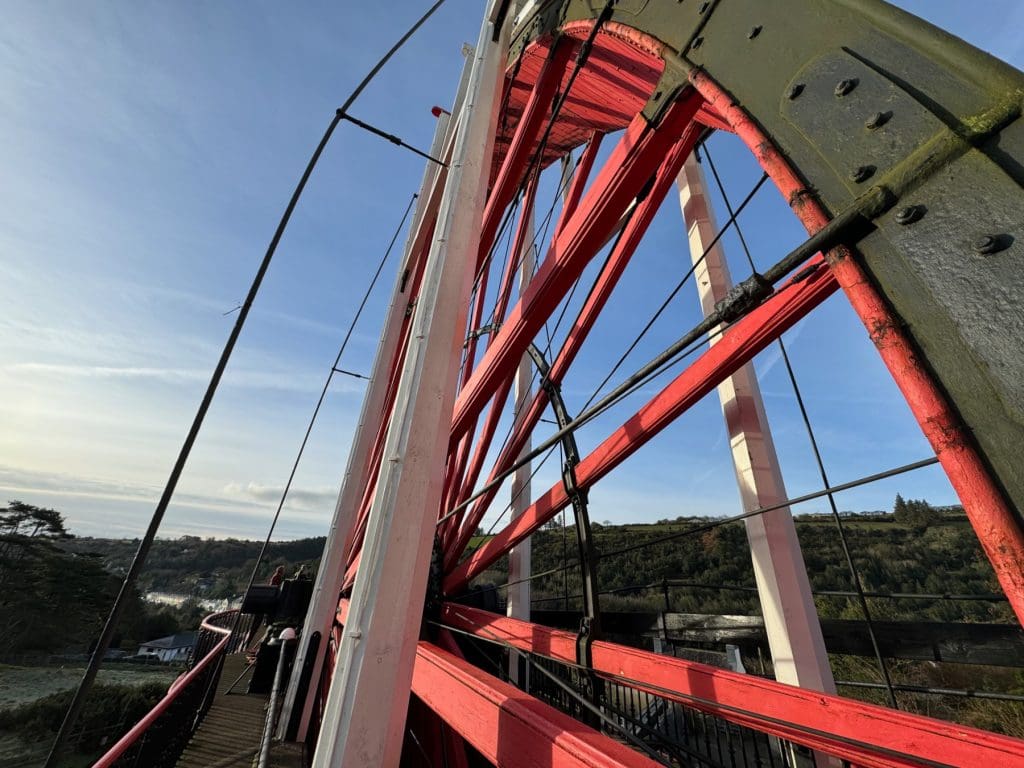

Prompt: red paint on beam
xmin=444 ymin=121 xmax=703 ymax=568
xmin=480 ymin=41 xmax=573 ymax=268
xmin=449 ymin=94 xmax=703 ymax=448
xmin=442 ymin=605 xmax=1024 ymax=768
xmin=412 ymin=641 xmax=661 ymax=768
xmin=445 ymin=259 xmax=838 ymax=593
xmin=554 ymin=131 xmax=604 ymax=237
xmin=446 ymin=176 xmax=541 ymax=529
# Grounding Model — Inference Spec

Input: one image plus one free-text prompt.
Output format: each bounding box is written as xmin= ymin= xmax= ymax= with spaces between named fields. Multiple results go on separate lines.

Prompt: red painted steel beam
xmin=443 ymin=46 xmax=569 ymax=519
xmin=411 ymin=640 xmax=662 ymax=768
xmin=443 ymin=134 xmax=603 ymax=562
xmin=439 ymin=178 xmax=542 ymax=551
xmin=446 ymin=258 xmax=838 ymax=593
xmin=689 ymin=69 xmax=1024 ymax=627
xmin=451 ymin=176 xmax=541 ymax=509
xmin=478 ymin=41 xmax=573 ymax=272
xmin=442 ymin=604 xmax=1024 ymax=768
xmin=553 ymin=131 xmax=604 ymax=237
xmin=344 ymin=224 xmax=435 ymax=570
xmin=448 ymin=93 xmax=703 ymax=448
xmin=443 ymin=121 xmax=704 ymax=568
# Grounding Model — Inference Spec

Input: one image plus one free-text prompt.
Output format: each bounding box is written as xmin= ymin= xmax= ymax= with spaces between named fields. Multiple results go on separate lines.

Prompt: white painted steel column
xmin=506 ymin=209 xmax=536 ymax=684
xmin=311 ymin=7 xmax=508 ymax=766
xmin=675 ymin=154 xmax=835 ymax=695
xmin=280 ymin=41 xmax=484 ymax=743
xmin=279 ymin=103 xmax=457 ymax=747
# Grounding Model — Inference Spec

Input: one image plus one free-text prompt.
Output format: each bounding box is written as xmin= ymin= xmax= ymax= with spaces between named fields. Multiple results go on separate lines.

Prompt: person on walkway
xmin=246 ymin=565 xmax=287 ymax=648
xmin=270 ymin=565 xmax=286 ymax=587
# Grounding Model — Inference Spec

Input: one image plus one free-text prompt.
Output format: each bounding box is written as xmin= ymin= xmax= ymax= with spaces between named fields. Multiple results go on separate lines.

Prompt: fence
xmin=90 ymin=610 xmax=254 ymax=768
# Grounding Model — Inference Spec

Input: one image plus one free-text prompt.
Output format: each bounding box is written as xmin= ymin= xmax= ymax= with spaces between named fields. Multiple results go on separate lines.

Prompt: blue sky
xmin=1 ymin=2 xmax=1022 ymax=541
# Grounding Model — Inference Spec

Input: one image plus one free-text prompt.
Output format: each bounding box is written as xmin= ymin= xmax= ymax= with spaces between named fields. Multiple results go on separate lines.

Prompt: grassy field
xmin=0 ymin=664 xmax=177 ymax=710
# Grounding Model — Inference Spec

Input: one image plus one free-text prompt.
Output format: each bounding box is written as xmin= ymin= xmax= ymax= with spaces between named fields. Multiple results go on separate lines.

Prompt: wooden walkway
xmin=176 ymin=653 xmax=305 ymax=768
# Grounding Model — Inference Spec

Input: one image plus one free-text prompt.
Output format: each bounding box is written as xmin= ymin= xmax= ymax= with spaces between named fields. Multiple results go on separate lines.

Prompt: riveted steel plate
xmin=870 ymin=145 xmax=1024 ymax=508
xmin=782 ymin=49 xmax=948 ymax=196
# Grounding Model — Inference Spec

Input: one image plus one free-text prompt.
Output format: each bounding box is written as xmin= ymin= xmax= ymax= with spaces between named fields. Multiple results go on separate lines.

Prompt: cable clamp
xmin=714 ymin=272 xmax=773 ymax=323
xmin=464 ymin=322 xmax=500 ymax=346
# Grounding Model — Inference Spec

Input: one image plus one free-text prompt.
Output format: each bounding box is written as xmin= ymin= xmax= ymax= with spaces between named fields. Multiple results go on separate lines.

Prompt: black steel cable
xmin=469 ymin=318 xmax=727 ymax=560
xmin=577 ymin=579 xmax=1006 ymax=604
xmin=777 ymin=335 xmax=900 ymax=707
xmin=232 ymin=192 xmax=417 ymax=640
xmin=481 ymin=456 xmax=939 ymax=593
xmin=835 ymin=681 xmax=1024 ymax=703
xmin=42 ymin=2 xmax=451 ymax=762
xmin=600 ymin=456 xmax=939 ymax=560
xmin=702 ymin=142 xmax=899 ymax=708
xmin=581 ymin=171 xmax=769 ymax=413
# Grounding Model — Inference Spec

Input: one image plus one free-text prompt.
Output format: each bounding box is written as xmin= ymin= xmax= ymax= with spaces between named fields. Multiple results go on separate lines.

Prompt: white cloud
xmin=222 ymin=481 xmax=339 ymax=510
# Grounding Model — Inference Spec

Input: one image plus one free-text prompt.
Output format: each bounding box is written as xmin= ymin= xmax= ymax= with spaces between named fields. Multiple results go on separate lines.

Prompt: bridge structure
xmin=90 ymin=1 xmax=1024 ymax=766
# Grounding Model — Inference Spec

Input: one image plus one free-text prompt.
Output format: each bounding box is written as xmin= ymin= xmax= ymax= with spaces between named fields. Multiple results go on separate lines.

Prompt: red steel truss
xmin=303 ymin=8 xmax=1024 ymax=767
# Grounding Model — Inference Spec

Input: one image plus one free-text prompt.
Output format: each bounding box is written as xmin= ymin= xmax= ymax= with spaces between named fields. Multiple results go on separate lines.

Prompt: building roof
xmin=140 ymin=631 xmax=197 ymax=650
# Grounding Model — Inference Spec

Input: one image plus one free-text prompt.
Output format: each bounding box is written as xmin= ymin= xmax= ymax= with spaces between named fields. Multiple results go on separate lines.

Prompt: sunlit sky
xmin=1 ymin=2 xmax=1022 ymax=541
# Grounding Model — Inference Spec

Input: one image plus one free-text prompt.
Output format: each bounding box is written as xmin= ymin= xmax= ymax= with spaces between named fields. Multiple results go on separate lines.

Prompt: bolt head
xmin=850 ymin=165 xmax=874 ymax=183
xmin=865 ymin=111 xmax=889 ymax=130
xmin=894 ymin=205 xmax=923 ymax=225
xmin=835 ymin=78 xmax=858 ymax=97
xmin=787 ymin=83 xmax=804 ymax=100
xmin=973 ymin=234 xmax=1010 ymax=255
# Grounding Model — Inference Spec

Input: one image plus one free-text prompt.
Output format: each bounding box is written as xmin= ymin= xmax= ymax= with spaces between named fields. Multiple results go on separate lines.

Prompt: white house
xmin=136 ymin=631 xmax=197 ymax=662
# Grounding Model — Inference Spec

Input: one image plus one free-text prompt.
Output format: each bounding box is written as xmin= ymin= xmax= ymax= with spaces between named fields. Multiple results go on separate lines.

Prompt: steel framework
xmin=286 ymin=1 xmax=1024 ymax=765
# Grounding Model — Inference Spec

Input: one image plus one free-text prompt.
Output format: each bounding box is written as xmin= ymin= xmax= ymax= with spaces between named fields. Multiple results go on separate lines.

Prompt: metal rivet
xmin=747 ymin=26 xmax=762 ymax=39
xmin=973 ymin=234 xmax=1010 ymax=255
xmin=894 ymin=205 xmax=923 ymax=225
xmin=835 ymin=78 xmax=858 ymax=97
xmin=787 ymin=83 xmax=804 ymax=100
xmin=850 ymin=165 xmax=874 ymax=183
xmin=865 ymin=111 xmax=890 ymax=130
xmin=692 ymin=36 xmax=704 ymax=49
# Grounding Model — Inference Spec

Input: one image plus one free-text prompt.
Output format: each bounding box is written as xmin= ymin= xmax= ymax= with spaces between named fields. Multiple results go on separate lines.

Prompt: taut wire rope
xmin=43 ymin=1 xmax=451 ymax=763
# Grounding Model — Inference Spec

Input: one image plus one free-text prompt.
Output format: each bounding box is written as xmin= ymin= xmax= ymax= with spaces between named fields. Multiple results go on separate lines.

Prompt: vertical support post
xmin=675 ymin=154 xmax=835 ymax=696
xmin=310 ymin=7 xmax=508 ymax=766
xmin=278 ymin=102 xmax=456 ymax=744
xmin=506 ymin=207 xmax=535 ymax=686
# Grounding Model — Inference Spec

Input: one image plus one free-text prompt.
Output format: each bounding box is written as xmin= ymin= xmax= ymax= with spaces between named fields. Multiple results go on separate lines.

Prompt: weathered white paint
xmin=676 ymin=154 xmax=835 ymax=696
xmin=310 ymin=6 xmax=509 ymax=765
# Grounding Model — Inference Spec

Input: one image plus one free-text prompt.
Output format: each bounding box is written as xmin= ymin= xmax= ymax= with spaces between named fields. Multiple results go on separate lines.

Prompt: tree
xmin=893 ymin=494 xmax=939 ymax=530
xmin=893 ymin=494 xmax=909 ymax=519
xmin=0 ymin=501 xmax=148 ymax=654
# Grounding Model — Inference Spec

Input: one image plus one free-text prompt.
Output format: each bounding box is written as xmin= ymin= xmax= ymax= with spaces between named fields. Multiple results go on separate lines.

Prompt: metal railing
xmin=91 ymin=610 xmax=254 ymax=768
xmin=524 ymin=653 xmax=809 ymax=768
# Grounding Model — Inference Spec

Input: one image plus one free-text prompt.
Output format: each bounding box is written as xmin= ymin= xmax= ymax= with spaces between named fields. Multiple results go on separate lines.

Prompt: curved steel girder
xmin=512 ymin=0 xmax=1024 ymax=525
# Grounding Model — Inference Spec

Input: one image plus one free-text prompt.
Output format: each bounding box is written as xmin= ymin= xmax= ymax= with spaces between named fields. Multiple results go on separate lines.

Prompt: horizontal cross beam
xmin=411 ymin=640 xmax=662 ymax=768
xmin=441 ymin=604 xmax=1024 ymax=768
